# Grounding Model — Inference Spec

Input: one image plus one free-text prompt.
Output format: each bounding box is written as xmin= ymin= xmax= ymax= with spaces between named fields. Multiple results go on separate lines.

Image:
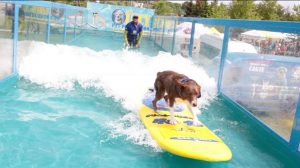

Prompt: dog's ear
xmin=175 ymin=79 xmax=188 ymax=95
xmin=175 ymin=78 xmax=188 ymax=88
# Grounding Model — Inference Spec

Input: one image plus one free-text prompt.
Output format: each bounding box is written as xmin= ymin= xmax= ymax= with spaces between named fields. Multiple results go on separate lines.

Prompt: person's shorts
xmin=128 ymin=40 xmax=137 ymax=46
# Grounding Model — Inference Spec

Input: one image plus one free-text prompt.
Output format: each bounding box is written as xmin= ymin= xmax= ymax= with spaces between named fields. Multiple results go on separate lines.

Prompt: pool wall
xmin=151 ymin=15 xmax=300 ymax=158
xmin=0 ymin=0 xmax=89 ymax=81
xmin=0 ymin=0 xmax=299 ymax=159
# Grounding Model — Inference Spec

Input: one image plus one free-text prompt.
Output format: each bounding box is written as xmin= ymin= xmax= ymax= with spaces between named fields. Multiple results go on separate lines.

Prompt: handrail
xmin=153 ymin=16 xmax=300 ymax=34
xmin=3 ymin=1 xmax=88 ymax=11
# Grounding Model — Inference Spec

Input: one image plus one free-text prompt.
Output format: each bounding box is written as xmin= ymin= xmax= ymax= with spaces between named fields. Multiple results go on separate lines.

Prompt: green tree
xmin=182 ymin=0 xmax=209 ymax=17
xmin=153 ymin=1 xmax=173 ymax=15
xmin=255 ymin=0 xmax=282 ymax=20
xmin=153 ymin=1 xmax=183 ymax=16
xmin=208 ymin=1 xmax=229 ymax=19
xmin=293 ymin=5 xmax=300 ymax=21
xmin=229 ymin=0 xmax=259 ymax=20
xmin=182 ymin=0 xmax=196 ymax=17
xmin=172 ymin=3 xmax=184 ymax=16
xmin=278 ymin=5 xmax=300 ymax=21
xmin=194 ymin=0 xmax=209 ymax=17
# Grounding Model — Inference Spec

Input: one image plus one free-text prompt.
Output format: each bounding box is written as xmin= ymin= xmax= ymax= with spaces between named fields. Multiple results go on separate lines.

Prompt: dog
xmin=152 ymin=71 xmax=202 ymax=125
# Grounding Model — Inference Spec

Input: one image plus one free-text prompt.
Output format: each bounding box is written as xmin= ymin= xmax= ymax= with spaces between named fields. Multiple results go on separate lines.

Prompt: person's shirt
xmin=5 ymin=6 xmax=24 ymax=18
xmin=125 ymin=21 xmax=143 ymax=40
xmin=5 ymin=7 xmax=14 ymax=16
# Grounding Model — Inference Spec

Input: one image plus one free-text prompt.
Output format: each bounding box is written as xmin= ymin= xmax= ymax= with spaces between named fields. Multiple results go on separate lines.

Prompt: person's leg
xmin=133 ymin=38 xmax=139 ymax=48
xmin=126 ymin=39 xmax=134 ymax=47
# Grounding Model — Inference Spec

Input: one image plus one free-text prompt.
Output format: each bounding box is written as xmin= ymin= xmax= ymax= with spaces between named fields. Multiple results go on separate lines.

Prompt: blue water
xmin=0 ymin=33 xmax=299 ymax=167
xmin=0 ymin=77 xmax=299 ymax=167
xmin=71 ymin=31 xmax=161 ymax=56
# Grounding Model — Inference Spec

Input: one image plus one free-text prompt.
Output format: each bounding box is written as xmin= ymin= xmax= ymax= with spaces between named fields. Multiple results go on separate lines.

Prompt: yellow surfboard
xmin=139 ymin=93 xmax=232 ymax=162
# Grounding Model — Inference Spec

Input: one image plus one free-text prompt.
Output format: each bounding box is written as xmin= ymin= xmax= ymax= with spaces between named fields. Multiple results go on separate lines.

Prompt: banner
xmin=87 ymin=2 xmax=154 ymax=32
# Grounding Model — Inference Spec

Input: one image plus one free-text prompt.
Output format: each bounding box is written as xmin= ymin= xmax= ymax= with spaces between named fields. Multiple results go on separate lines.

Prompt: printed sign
xmin=87 ymin=2 xmax=154 ymax=32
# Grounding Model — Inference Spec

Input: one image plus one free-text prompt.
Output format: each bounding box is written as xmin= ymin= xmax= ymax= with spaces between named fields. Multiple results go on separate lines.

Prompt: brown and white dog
xmin=152 ymin=71 xmax=201 ymax=125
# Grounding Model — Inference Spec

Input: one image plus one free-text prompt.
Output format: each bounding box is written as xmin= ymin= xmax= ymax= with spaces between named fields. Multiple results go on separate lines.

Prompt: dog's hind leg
xmin=152 ymin=92 xmax=164 ymax=112
xmin=168 ymin=97 xmax=177 ymax=125
xmin=152 ymin=80 xmax=165 ymax=112
xmin=164 ymin=95 xmax=169 ymax=104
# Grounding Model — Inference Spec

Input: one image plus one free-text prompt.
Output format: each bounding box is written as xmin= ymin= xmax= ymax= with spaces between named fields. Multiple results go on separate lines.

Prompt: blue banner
xmin=87 ymin=2 xmax=154 ymax=32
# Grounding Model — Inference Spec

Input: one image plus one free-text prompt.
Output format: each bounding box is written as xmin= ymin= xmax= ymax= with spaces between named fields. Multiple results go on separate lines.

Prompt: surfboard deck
xmin=139 ymin=92 xmax=232 ymax=162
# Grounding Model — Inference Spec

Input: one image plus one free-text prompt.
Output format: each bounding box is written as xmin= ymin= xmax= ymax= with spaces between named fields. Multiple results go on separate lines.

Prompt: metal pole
xmin=188 ymin=21 xmax=195 ymax=57
xmin=149 ymin=16 xmax=153 ymax=39
xmin=63 ymin=7 xmax=67 ymax=43
xmin=12 ymin=3 xmax=19 ymax=74
xmin=171 ymin=19 xmax=177 ymax=55
xmin=154 ymin=18 xmax=158 ymax=44
xmin=46 ymin=7 xmax=51 ymax=43
xmin=160 ymin=18 xmax=166 ymax=48
xmin=74 ymin=14 xmax=77 ymax=40
xmin=290 ymin=93 xmax=300 ymax=153
xmin=81 ymin=10 xmax=84 ymax=35
xmin=85 ymin=10 xmax=88 ymax=36
xmin=217 ymin=26 xmax=230 ymax=93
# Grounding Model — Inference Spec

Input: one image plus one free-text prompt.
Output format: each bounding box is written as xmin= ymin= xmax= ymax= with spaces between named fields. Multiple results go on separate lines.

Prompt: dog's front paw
xmin=153 ymin=106 xmax=159 ymax=113
xmin=193 ymin=119 xmax=202 ymax=126
xmin=169 ymin=118 xmax=177 ymax=125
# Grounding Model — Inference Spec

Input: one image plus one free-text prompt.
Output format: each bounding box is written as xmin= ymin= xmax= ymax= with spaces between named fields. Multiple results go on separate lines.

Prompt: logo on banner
xmin=112 ymin=9 xmax=126 ymax=25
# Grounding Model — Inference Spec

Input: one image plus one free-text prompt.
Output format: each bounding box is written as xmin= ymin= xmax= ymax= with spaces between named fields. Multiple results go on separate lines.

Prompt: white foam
xmin=19 ymin=41 xmax=217 ymax=149
xmin=106 ymin=112 xmax=162 ymax=151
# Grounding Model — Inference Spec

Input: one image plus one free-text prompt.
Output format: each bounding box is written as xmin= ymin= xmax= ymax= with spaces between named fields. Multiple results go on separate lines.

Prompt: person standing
xmin=124 ymin=15 xmax=143 ymax=48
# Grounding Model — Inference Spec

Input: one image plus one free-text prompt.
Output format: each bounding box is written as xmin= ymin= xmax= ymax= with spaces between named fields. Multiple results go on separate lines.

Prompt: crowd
xmin=244 ymin=38 xmax=300 ymax=57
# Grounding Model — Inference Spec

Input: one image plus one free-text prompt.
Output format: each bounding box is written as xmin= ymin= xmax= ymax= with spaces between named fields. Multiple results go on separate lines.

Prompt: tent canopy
xmin=241 ymin=30 xmax=287 ymax=40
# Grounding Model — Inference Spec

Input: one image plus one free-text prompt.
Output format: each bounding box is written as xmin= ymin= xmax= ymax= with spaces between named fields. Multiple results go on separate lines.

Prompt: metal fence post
xmin=63 ymin=7 xmax=67 ymax=43
xmin=81 ymin=10 xmax=84 ymax=36
xmin=85 ymin=10 xmax=88 ymax=36
xmin=154 ymin=18 xmax=157 ymax=44
xmin=290 ymin=94 xmax=300 ymax=153
xmin=188 ymin=21 xmax=195 ymax=57
xmin=171 ymin=19 xmax=177 ymax=55
xmin=12 ymin=2 xmax=19 ymax=74
xmin=217 ymin=26 xmax=230 ymax=93
xmin=160 ymin=18 xmax=166 ymax=48
xmin=149 ymin=16 xmax=154 ymax=39
xmin=46 ymin=6 xmax=51 ymax=43
xmin=74 ymin=14 xmax=77 ymax=40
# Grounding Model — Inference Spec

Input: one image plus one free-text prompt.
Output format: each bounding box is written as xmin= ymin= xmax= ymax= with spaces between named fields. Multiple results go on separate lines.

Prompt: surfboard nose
xmin=162 ymin=138 xmax=232 ymax=161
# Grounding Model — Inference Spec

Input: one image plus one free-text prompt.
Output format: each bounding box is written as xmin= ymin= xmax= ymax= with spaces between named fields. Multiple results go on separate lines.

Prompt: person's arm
xmin=124 ymin=30 xmax=129 ymax=46
xmin=135 ymin=25 xmax=143 ymax=47
xmin=136 ymin=31 xmax=143 ymax=47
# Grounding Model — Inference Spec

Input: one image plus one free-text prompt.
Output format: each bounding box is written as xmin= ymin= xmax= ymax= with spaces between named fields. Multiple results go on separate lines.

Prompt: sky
xmin=169 ymin=0 xmax=300 ymax=9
